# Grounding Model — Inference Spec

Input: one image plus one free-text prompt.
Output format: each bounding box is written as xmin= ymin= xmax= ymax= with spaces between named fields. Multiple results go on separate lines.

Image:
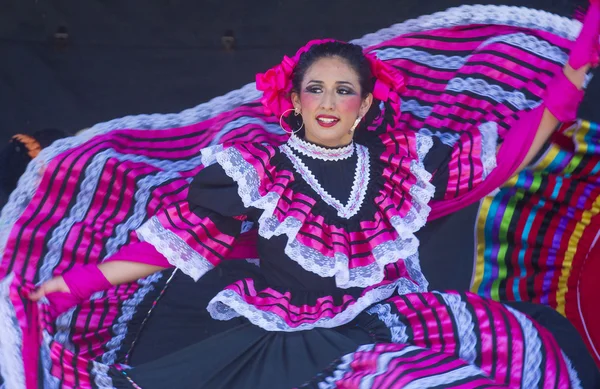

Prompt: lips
xmin=316 ymin=115 xmax=340 ymax=128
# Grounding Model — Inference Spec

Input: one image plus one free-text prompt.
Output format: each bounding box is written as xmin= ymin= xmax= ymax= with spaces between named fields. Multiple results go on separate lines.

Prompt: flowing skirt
xmin=107 ymin=266 xmax=598 ymax=388
xmin=0 ymin=5 xmax=598 ymax=388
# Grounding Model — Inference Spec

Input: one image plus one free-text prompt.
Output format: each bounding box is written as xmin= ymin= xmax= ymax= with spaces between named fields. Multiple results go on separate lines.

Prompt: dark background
xmin=1 ymin=0 xmax=597 ymax=139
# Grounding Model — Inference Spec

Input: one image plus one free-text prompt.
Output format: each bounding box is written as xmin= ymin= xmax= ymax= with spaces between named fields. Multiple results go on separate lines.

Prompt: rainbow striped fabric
xmin=472 ymin=119 xmax=600 ymax=360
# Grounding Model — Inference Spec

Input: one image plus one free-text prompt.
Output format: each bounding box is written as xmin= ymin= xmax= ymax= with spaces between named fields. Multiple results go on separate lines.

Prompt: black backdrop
xmin=1 ymin=0 xmax=597 ymax=139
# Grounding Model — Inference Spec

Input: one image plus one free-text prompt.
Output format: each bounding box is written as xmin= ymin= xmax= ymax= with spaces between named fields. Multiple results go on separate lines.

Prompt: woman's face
xmin=291 ymin=56 xmax=373 ymax=147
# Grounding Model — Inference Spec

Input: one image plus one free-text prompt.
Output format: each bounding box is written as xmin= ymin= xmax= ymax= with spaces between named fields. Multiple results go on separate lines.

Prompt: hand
xmin=563 ymin=63 xmax=592 ymax=91
xmin=29 ymin=276 xmax=71 ymax=301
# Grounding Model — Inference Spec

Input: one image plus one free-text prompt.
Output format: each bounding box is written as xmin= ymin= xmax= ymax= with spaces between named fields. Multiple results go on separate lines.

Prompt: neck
xmin=303 ymin=132 xmax=354 ymax=148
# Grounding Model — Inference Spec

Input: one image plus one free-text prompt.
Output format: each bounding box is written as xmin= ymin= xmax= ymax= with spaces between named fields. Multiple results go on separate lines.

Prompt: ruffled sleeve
xmin=419 ymin=122 xmax=499 ymax=201
xmin=135 ymin=163 xmax=248 ymax=281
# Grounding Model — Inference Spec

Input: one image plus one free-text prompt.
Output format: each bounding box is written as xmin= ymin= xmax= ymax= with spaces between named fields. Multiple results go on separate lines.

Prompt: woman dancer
xmin=2 ymin=3 xmax=600 ymax=388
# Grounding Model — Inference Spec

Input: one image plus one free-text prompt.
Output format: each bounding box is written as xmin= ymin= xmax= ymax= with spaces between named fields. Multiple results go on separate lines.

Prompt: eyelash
xmin=306 ymin=86 xmax=354 ymax=95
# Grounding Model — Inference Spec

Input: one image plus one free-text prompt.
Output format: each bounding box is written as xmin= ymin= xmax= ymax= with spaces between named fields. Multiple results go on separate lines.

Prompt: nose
xmin=320 ymin=90 xmax=336 ymax=110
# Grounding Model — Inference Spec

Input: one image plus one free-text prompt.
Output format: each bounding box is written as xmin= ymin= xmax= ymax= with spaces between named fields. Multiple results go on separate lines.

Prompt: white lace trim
xmin=0 ymin=274 xmax=25 ymax=389
xmin=479 ymin=122 xmax=499 ymax=179
xmin=352 ymin=5 xmax=581 ymax=49
xmin=206 ymin=276 xmax=422 ymax=332
xmin=136 ymin=216 xmax=215 ymax=281
xmin=214 ymin=146 xmax=433 ymax=289
xmin=401 ymin=99 xmax=433 ymax=119
xmin=200 ymin=144 xmax=224 ymax=167
xmin=287 ymin=134 xmax=355 ymax=161
xmin=504 ymin=305 xmax=543 ymax=388
xmin=91 ymin=362 xmax=115 ymax=389
xmin=562 ymin=352 xmax=583 ymax=389
xmin=418 ymin=128 xmax=461 ymax=147
xmin=41 ymin=331 xmax=60 ymax=389
xmin=367 ymin=303 xmax=409 ymax=343
xmin=415 ymin=133 xmax=434 ymax=163
xmin=447 ymin=78 xmax=542 ymax=111
xmin=374 ymin=47 xmax=466 ymax=70
xmin=438 ymin=293 xmax=477 ymax=364
xmin=102 ymin=272 xmax=163 ymax=365
xmin=280 ymin=143 xmax=369 ymax=219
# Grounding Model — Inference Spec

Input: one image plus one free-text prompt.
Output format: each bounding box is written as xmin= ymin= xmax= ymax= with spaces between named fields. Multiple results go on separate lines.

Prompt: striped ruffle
xmin=302 ymin=292 xmax=580 ymax=388
xmin=208 ymin=137 xmax=433 ymax=290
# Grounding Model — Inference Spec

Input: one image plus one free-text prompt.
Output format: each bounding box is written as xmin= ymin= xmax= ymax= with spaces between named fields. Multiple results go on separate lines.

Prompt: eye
xmin=305 ymin=86 xmax=322 ymax=93
xmin=337 ymin=88 xmax=354 ymax=95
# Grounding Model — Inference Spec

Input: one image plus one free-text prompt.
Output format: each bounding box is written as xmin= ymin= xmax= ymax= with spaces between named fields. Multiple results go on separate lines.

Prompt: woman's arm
xmin=30 ymin=163 xmax=250 ymax=304
xmin=29 ymin=241 xmax=171 ymax=301
xmin=514 ymin=63 xmax=590 ymax=173
xmin=29 ymin=261 xmax=166 ymax=301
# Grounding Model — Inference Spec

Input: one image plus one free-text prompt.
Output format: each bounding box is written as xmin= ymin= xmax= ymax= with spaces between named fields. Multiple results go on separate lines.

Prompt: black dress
xmin=107 ymin=135 xmax=598 ymax=388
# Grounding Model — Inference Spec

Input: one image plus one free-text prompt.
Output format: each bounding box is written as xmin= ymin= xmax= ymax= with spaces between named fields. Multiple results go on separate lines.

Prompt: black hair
xmin=0 ymin=128 xmax=69 ymax=209
xmin=291 ymin=41 xmax=373 ymax=99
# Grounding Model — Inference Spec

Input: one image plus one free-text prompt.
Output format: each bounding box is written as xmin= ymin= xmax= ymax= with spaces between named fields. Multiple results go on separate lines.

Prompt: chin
xmin=308 ymin=127 xmax=348 ymax=143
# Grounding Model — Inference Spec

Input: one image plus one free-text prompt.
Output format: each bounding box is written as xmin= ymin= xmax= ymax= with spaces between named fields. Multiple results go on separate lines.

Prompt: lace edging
xmin=200 ymin=144 xmax=225 ymax=167
xmin=280 ymin=143 xmax=370 ymax=219
xmin=353 ymin=5 xmax=580 ymax=48
xmin=215 ymin=146 xmax=432 ymax=289
xmin=479 ymin=122 xmax=499 ymax=179
xmin=287 ymin=134 xmax=355 ymax=161
xmin=91 ymin=361 xmax=115 ymax=389
xmin=504 ymin=305 xmax=543 ymax=388
xmin=206 ymin=276 xmax=422 ymax=332
xmin=437 ymin=292 xmax=477 ymax=364
xmin=367 ymin=303 xmax=409 ymax=343
xmin=0 ymin=274 xmax=25 ymax=389
xmin=136 ymin=216 xmax=215 ymax=281
xmin=562 ymin=352 xmax=584 ymax=389
xmin=102 ymin=272 xmax=163 ymax=365
xmin=415 ymin=133 xmax=434 ymax=163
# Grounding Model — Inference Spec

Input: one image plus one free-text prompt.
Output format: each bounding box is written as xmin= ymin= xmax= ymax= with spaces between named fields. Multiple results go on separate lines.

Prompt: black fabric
xmin=294 ymin=148 xmax=357 ymax=203
xmin=120 ymin=276 xmax=600 ymax=388
xmin=127 ymin=263 xmax=250 ymax=366
xmin=126 ymin=261 xmax=363 ymax=367
xmin=188 ymin=162 xmax=251 ymax=218
xmin=416 ymin=202 xmax=479 ymax=292
xmin=188 ymin=158 xmax=363 ymax=298
xmin=124 ymin=312 xmax=389 ymax=389
xmin=423 ymin=137 xmax=453 ymax=200
xmin=506 ymin=301 xmax=600 ymax=389
xmin=110 ymin=139 xmax=597 ymax=387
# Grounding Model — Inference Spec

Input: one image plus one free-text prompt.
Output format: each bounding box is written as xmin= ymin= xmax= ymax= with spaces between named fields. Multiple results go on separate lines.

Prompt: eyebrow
xmin=306 ymin=80 xmax=356 ymax=87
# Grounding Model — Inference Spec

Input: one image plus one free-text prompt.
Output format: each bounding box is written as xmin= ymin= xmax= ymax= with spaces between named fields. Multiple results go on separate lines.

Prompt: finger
xmin=29 ymin=286 xmax=46 ymax=301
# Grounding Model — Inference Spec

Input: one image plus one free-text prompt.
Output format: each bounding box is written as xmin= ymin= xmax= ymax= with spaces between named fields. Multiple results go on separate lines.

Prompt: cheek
xmin=299 ymin=94 xmax=320 ymax=111
xmin=337 ymin=97 xmax=363 ymax=114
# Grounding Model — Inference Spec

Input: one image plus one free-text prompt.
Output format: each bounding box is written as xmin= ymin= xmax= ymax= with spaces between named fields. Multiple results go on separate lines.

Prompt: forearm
xmin=98 ymin=261 xmax=167 ymax=286
xmin=64 ymin=242 xmax=171 ymax=297
xmin=99 ymin=240 xmax=173 ymax=286
xmin=508 ymin=63 xmax=587 ymax=175
xmin=514 ymin=108 xmax=559 ymax=173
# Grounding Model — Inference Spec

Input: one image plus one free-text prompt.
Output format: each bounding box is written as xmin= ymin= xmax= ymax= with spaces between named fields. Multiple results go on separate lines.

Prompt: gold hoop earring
xmin=349 ymin=116 xmax=362 ymax=134
xmin=279 ymin=108 xmax=304 ymax=134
